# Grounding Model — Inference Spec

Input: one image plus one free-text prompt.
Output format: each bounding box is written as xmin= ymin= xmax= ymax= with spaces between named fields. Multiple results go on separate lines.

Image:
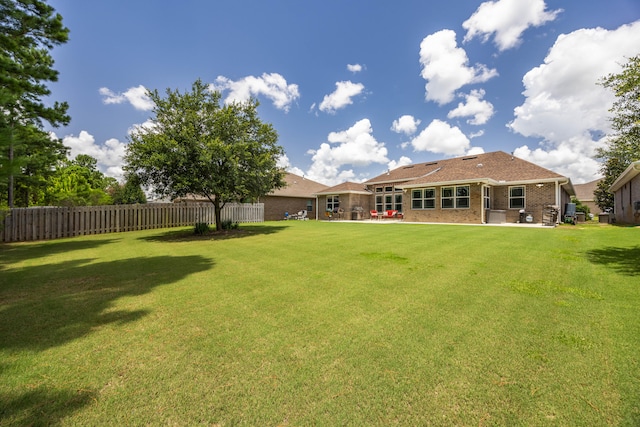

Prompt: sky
xmin=45 ymin=0 xmax=640 ymax=186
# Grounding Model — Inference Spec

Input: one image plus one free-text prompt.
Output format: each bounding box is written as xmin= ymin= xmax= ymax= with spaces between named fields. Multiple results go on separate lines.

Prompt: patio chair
xmin=370 ymin=210 xmax=379 ymax=220
xmin=564 ymin=203 xmax=577 ymax=224
xmin=297 ymin=210 xmax=308 ymax=220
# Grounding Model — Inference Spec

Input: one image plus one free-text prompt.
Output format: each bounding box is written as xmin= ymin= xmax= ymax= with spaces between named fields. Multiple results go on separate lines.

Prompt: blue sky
xmin=46 ymin=0 xmax=640 ymax=185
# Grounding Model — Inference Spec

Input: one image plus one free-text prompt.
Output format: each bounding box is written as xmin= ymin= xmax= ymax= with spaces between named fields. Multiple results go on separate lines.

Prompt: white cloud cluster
xmin=347 ymin=63 xmax=363 ymax=73
xmin=60 ymin=130 xmax=127 ymax=180
xmin=211 ymin=73 xmax=300 ymax=112
xmin=447 ymin=89 xmax=495 ymax=125
xmin=318 ymin=81 xmax=365 ymax=114
xmin=509 ymin=20 xmax=640 ymax=183
xmin=391 ymin=115 xmax=421 ymax=135
xmin=419 ymin=29 xmax=498 ymax=105
xmin=463 ymin=0 xmax=562 ymax=51
xmin=306 ymin=119 xmax=388 ymax=185
xmin=409 ymin=119 xmax=471 ymax=156
xmin=99 ymin=85 xmax=154 ymax=111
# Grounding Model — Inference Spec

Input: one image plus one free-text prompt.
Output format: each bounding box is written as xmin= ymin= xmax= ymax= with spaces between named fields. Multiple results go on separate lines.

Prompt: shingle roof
xmin=573 ymin=179 xmax=602 ymax=202
xmin=366 ymin=151 xmax=567 ymax=187
xmin=269 ymin=172 xmax=328 ymax=197
xmin=315 ymin=181 xmax=372 ymax=195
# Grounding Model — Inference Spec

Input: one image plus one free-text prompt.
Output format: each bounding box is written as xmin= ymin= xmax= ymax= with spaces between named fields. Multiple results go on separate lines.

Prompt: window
xmin=327 ymin=195 xmax=339 ymax=212
xmin=394 ymin=194 xmax=403 ymax=212
xmin=442 ymin=185 xmax=469 ymax=209
xmin=384 ymin=195 xmax=393 ymax=211
xmin=306 ymin=199 xmax=313 ymax=212
xmin=483 ymin=186 xmax=490 ymax=209
xmin=509 ymin=186 xmax=525 ymax=209
xmin=375 ymin=195 xmax=383 ymax=212
xmin=412 ymin=188 xmax=435 ymax=209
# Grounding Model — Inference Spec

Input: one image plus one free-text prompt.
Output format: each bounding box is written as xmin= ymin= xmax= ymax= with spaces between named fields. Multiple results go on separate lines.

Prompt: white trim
xmin=610 ymin=161 xmax=640 ymax=192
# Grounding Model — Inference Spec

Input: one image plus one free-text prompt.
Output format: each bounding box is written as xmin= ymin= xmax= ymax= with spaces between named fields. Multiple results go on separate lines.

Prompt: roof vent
xmin=476 ymin=163 xmax=483 ymax=168
xmin=403 ymin=165 xmax=415 ymax=169
xmin=425 ymin=162 xmax=438 ymax=166
xmin=462 ymin=156 xmax=478 ymax=160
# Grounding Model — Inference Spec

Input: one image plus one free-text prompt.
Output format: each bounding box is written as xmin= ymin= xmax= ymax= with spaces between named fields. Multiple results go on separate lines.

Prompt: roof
xmin=315 ymin=181 xmax=372 ymax=196
xmin=366 ymin=151 xmax=569 ymax=188
xmin=610 ymin=161 xmax=640 ymax=192
xmin=573 ymin=179 xmax=602 ymax=202
xmin=269 ymin=172 xmax=328 ymax=198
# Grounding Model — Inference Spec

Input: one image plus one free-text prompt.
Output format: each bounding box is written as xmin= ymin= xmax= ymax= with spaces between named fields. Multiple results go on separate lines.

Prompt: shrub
xmin=194 ymin=222 xmax=210 ymax=235
xmin=221 ymin=220 xmax=239 ymax=230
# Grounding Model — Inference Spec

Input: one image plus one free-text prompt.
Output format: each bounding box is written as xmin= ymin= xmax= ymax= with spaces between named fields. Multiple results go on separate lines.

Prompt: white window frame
xmin=509 ymin=186 xmax=525 ymax=209
xmin=326 ymin=195 xmax=340 ymax=211
xmin=411 ymin=188 xmax=436 ymax=210
xmin=442 ymin=185 xmax=470 ymax=209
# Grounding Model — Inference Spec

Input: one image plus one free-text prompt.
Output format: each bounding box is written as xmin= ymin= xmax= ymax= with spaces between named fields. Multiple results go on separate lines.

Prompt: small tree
xmin=109 ymin=173 xmax=147 ymax=205
xmin=125 ymin=79 xmax=286 ymax=231
xmin=594 ymin=55 xmax=640 ymax=211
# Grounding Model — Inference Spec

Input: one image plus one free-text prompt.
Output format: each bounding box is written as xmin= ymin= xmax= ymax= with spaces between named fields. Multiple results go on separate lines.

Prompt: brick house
xmin=260 ymin=172 xmax=328 ymax=221
xmin=609 ymin=160 xmax=640 ymax=224
xmin=573 ymin=178 xmax=602 ymax=215
xmin=315 ymin=151 xmax=575 ymax=225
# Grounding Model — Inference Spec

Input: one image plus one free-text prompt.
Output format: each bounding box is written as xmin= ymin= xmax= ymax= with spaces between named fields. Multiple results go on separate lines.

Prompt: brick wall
xmin=492 ymin=184 xmax=556 ymax=223
xmin=614 ymin=174 xmax=640 ymax=224
xmin=264 ymin=196 xmax=315 ymax=221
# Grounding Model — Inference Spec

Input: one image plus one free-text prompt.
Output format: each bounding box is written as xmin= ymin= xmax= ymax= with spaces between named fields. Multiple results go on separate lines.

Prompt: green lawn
xmin=1 ymin=221 xmax=639 ymax=425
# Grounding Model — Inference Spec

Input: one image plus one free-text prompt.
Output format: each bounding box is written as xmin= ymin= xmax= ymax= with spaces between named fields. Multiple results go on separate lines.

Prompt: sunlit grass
xmin=1 ymin=221 xmax=639 ymax=425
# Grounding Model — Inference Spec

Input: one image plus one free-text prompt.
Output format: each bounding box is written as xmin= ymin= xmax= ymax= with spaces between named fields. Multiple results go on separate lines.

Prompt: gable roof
xmin=315 ymin=181 xmax=372 ymax=196
xmin=269 ymin=172 xmax=328 ymax=198
xmin=574 ymin=178 xmax=602 ymax=202
xmin=610 ymin=161 xmax=640 ymax=192
xmin=366 ymin=151 xmax=569 ymax=189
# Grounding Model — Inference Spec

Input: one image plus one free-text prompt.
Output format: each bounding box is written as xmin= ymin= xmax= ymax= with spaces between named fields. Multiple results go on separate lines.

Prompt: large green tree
xmin=0 ymin=0 xmax=70 ymax=207
xmin=45 ymin=154 xmax=114 ymax=206
xmin=594 ymin=54 xmax=640 ymax=211
xmin=125 ymin=79 xmax=285 ymax=231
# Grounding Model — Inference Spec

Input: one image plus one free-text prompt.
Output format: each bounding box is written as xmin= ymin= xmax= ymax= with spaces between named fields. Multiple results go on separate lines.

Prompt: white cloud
xmin=211 ymin=73 xmax=300 ymax=112
xmin=277 ymin=154 xmax=306 ymax=177
xmin=391 ymin=115 xmax=421 ymax=135
xmin=387 ymin=156 xmax=413 ymax=171
xmin=419 ymin=29 xmax=498 ymax=105
xmin=60 ymin=130 xmax=127 ymax=181
xmin=410 ymin=119 xmax=471 ymax=156
xmin=509 ymin=20 xmax=640 ymax=183
xmin=306 ymin=119 xmax=388 ymax=185
xmin=318 ymin=81 xmax=365 ymax=114
xmin=99 ymin=85 xmax=153 ymax=111
xmin=514 ymin=142 xmax=603 ymax=184
xmin=347 ymin=63 xmax=363 ymax=73
xmin=463 ymin=0 xmax=562 ymax=51
xmin=447 ymin=89 xmax=495 ymax=125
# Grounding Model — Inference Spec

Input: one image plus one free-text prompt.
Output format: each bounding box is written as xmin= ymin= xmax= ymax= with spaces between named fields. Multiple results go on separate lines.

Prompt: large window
xmin=411 ymin=188 xmax=436 ymax=209
xmin=442 ymin=185 xmax=470 ymax=209
xmin=483 ymin=186 xmax=490 ymax=209
xmin=374 ymin=186 xmax=402 ymax=212
xmin=509 ymin=186 xmax=525 ymax=209
xmin=327 ymin=195 xmax=339 ymax=212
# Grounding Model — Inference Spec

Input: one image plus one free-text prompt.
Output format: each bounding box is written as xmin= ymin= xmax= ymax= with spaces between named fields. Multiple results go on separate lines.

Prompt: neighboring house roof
xmin=269 ymin=172 xmax=328 ymax=198
xmin=315 ymin=181 xmax=372 ymax=196
xmin=574 ymin=178 xmax=602 ymax=202
xmin=610 ymin=161 xmax=640 ymax=192
xmin=366 ymin=151 xmax=572 ymax=193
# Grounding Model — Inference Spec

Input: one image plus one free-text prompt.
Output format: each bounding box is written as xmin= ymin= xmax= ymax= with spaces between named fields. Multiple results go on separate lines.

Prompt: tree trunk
xmin=213 ymin=197 xmax=223 ymax=231
xmin=8 ymin=142 xmax=14 ymax=208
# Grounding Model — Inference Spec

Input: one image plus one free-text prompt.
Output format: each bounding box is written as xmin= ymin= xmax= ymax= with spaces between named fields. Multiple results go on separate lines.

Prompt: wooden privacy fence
xmin=1 ymin=202 xmax=264 ymax=243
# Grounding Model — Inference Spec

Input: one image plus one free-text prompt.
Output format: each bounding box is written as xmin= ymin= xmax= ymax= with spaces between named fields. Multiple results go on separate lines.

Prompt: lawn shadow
xmin=0 ymin=255 xmax=213 ymax=350
xmin=0 ymin=238 xmax=121 ymax=270
xmin=585 ymin=245 xmax=640 ymax=276
xmin=0 ymin=387 xmax=96 ymax=426
xmin=139 ymin=224 xmax=288 ymax=242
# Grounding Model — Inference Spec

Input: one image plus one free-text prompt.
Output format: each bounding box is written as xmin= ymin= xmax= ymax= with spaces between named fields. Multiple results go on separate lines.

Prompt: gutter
xmin=609 ymin=161 xmax=640 ymax=192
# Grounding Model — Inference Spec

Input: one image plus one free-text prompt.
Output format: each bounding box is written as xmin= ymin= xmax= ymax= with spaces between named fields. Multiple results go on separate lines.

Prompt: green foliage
xmin=44 ymin=155 xmax=113 ymax=206
xmin=595 ymin=55 xmax=640 ymax=211
xmin=0 ymin=0 xmax=70 ymax=207
xmin=220 ymin=219 xmax=239 ymax=230
xmin=125 ymin=79 xmax=286 ymax=231
xmin=108 ymin=173 xmax=147 ymax=205
xmin=571 ymin=197 xmax=590 ymax=216
xmin=193 ymin=222 xmax=210 ymax=235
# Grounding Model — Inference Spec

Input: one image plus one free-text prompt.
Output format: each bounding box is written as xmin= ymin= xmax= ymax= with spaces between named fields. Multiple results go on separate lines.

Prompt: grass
xmin=0 ymin=221 xmax=639 ymax=426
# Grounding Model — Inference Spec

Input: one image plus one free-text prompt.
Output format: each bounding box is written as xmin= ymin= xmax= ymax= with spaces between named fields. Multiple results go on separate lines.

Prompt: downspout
xmin=481 ymin=184 xmax=486 ymax=224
